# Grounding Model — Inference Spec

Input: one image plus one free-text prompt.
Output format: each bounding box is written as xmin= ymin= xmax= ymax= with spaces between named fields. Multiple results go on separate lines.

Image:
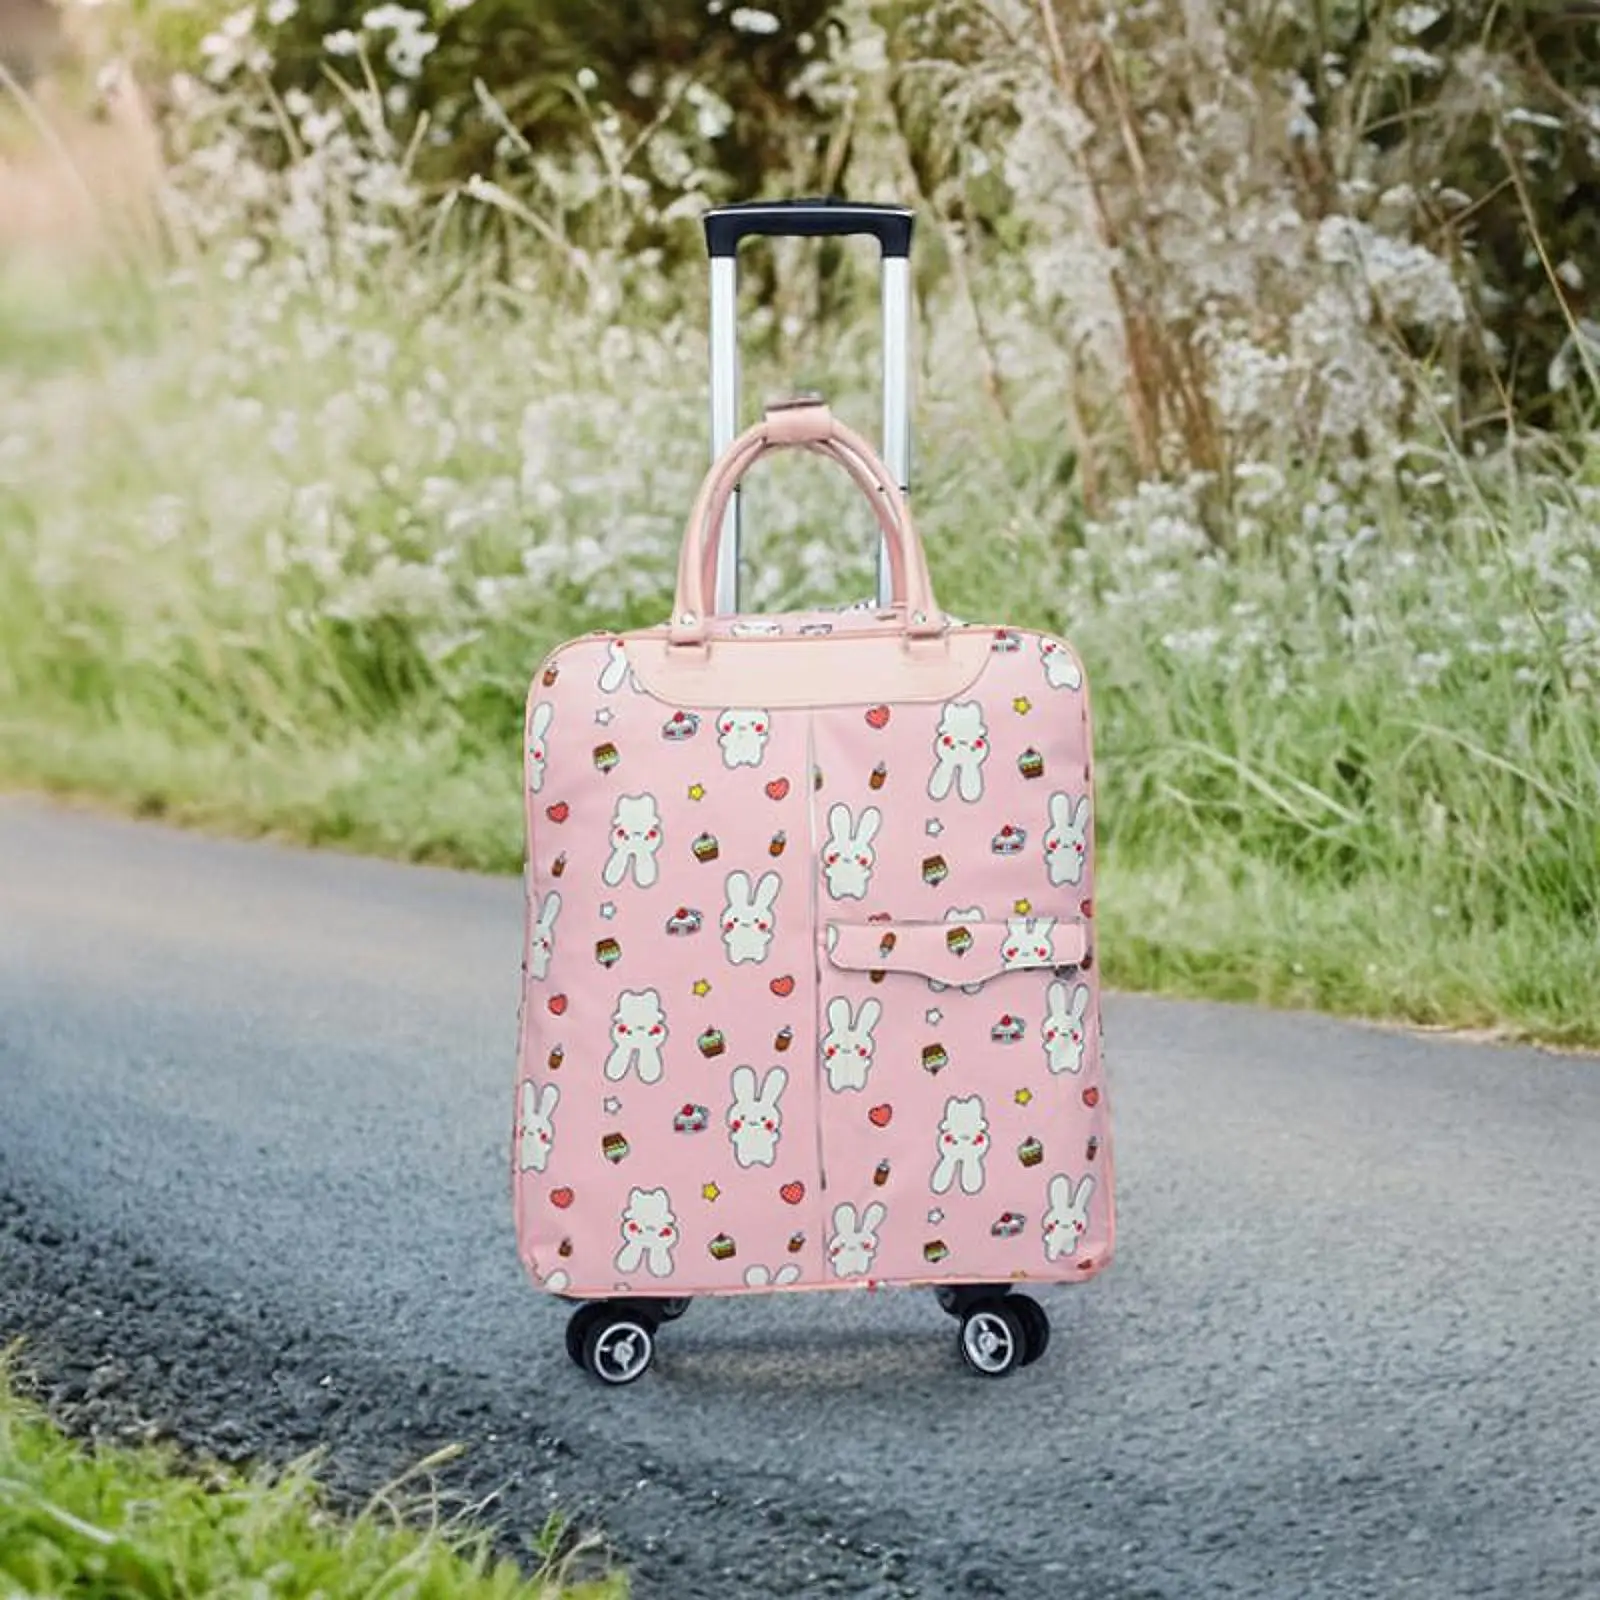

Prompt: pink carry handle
xmin=671 ymin=400 xmax=944 ymax=649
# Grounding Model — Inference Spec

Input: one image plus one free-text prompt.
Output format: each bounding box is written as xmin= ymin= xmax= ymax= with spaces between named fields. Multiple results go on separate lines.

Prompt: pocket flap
xmin=825 ymin=917 xmax=1089 ymax=987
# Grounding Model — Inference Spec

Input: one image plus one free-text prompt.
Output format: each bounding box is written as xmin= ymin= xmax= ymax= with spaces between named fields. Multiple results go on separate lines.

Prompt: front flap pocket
xmin=825 ymin=916 xmax=1089 ymax=989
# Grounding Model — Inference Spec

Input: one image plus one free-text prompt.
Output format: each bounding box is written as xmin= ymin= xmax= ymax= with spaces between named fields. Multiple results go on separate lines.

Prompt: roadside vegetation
xmin=0 ymin=1357 xmax=622 ymax=1599
xmin=0 ymin=0 xmax=1596 ymax=1046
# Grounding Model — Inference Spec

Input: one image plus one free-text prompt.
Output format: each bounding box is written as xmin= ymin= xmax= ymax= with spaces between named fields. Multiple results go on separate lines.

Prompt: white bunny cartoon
xmin=1042 ymin=980 xmax=1090 ymax=1075
xmin=598 ymin=639 xmax=638 ymax=693
xmin=604 ymin=989 xmax=668 ymax=1083
xmin=716 ymin=709 xmax=772 ymax=769
xmin=821 ymin=803 xmax=881 ymax=900
xmin=828 ymin=1200 xmax=886 ymax=1278
xmin=743 ymin=1262 xmax=802 ymax=1288
xmin=726 ymin=1064 xmax=787 ymax=1167
xmin=930 ymin=1094 xmax=990 ymax=1195
xmin=516 ymin=1080 xmax=558 ymax=1172
xmin=526 ymin=702 xmax=553 ymax=793
xmin=615 ymin=1186 xmax=678 ymax=1277
xmin=821 ymin=997 xmax=881 ymax=1091
xmin=1044 ymin=792 xmax=1090 ymax=886
xmin=1040 ymin=636 xmax=1084 ymax=690
xmin=1001 ymin=915 xmax=1057 ymax=969
xmin=1042 ymin=1173 xmax=1095 ymax=1261
xmin=929 ymin=905 xmax=986 ymax=995
xmin=928 ymin=701 xmax=990 ymax=803
xmin=603 ymin=794 xmax=662 ymax=888
xmin=527 ymin=890 xmax=561 ymax=981
xmin=720 ymin=870 xmax=781 ymax=964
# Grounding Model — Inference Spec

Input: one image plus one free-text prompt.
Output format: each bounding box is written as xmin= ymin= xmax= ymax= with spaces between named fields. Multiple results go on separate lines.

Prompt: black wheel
xmin=1009 ymin=1292 xmax=1051 ymax=1367
xmin=564 ymin=1302 xmax=606 ymax=1369
xmin=582 ymin=1308 xmax=657 ymax=1386
xmin=958 ymin=1298 xmax=1027 ymax=1378
xmin=935 ymin=1283 xmax=1012 ymax=1318
xmin=654 ymin=1297 xmax=692 ymax=1322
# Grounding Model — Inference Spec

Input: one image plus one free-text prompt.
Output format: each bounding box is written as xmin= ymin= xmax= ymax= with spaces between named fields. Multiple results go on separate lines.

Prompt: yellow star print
xmin=1014 ymin=1088 xmax=1033 ymax=1107
xmin=702 ymin=1182 xmax=721 ymax=1202
xmin=692 ymin=978 xmax=711 ymax=997
xmin=1013 ymin=695 xmax=1032 ymax=714
xmin=1013 ymin=897 xmax=1032 ymax=915
xmin=688 ymin=783 xmax=706 ymax=801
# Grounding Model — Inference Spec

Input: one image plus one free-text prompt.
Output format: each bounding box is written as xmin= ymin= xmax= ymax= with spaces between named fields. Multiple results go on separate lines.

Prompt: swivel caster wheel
xmin=958 ymin=1294 xmax=1048 ymax=1377
xmin=569 ymin=1303 xmax=658 ymax=1386
xmin=935 ymin=1283 xmax=1012 ymax=1318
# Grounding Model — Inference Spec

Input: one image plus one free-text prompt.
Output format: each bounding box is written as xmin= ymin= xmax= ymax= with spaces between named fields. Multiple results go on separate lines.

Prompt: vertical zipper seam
xmin=805 ymin=708 xmax=828 ymax=1199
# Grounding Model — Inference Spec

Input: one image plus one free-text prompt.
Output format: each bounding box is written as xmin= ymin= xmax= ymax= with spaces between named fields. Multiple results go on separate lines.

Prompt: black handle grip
xmin=703 ymin=198 xmax=914 ymax=260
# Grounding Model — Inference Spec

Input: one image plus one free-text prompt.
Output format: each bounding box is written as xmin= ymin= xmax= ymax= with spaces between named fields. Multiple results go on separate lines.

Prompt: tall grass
xmin=0 ymin=1 xmax=1596 ymax=1046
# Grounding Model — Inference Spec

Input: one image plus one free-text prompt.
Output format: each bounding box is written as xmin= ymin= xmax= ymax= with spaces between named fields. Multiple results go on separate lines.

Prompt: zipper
xmin=805 ymin=709 xmax=828 ymax=1196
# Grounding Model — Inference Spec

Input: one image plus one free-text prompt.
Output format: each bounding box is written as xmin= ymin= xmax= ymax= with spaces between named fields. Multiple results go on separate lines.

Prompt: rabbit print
xmin=603 ymin=794 xmax=663 ymax=888
xmin=1040 ymin=636 xmax=1083 ymax=690
xmin=526 ymin=703 xmax=553 ymax=794
xmin=930 ymin=1095 xmax=990 ymax=1195
xmin=721 ymin=870 xmax=781 ymax=964
xmin=516 ymin=1081 xmax=558 ymax=1172
xmin=929 ymin=905 xmax=986 ymax=995
xmin=1001 ymin=915 xmax=1057 ymax=969
xmin=1042 ymin=1173 xmax=1095 ymax=1261
xmin=1044 ymin=793 xmax=1090 ymax=886
xmin=726 ymin=1065 xmax=787 ymax=1167
xmin=1042 ymin=981 xmax=1090 ymax=1075
xmin=598 ymin=639 xmax=639 ymax=693
xmin=828 ymin=1201 xmax=885 ymax=1279
xmin=527 ymin=891 xmax=561 ymax=981
xmin=928 ymin=702 xmax=989 ymax=802
xmin=822 ymin=803 xmax=881 ymax=900
xmin=821 ymin=997 xmax=880 ymax=1092
xmin=615 ymin=1186 xmax=678 ymax=1277
xmin=605 ymin=989 xmax=668 ymax=1083
xmin=716 ymin=709 xmax=772 ymax=769
xmin=743 ymin=1262 xmax=802 ymax=1288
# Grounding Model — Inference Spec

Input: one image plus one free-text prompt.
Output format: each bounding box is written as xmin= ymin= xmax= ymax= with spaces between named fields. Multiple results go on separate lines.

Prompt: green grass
xmin=2 ymin=241 xmax=1597 ymax=1053
xmin=0 ymin=1360 xmax=623 ymax=1600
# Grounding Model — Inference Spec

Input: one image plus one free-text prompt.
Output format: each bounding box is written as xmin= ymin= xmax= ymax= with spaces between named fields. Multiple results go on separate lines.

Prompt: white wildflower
xmin=730 ymin=6 xmax=780 ymax=33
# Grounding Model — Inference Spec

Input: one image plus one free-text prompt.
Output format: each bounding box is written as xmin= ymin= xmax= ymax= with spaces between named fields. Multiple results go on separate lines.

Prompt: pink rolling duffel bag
xmin=511 ymin=201 xmax=1113 ymax=1385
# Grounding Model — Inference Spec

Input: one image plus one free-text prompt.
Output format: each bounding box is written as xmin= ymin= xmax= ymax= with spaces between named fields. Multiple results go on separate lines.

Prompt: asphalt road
xmin=2 ymin=794 xmax=1597 ymax=1599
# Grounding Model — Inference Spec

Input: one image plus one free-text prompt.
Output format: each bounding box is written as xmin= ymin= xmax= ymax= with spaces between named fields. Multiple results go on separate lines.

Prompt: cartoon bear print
xmin=716 ymin=709 xmax=772 ymax=769
xmin=930 ymin=1094 xmax=990 ymax=1195
xmin=928 ymin=702 xmax=989 ymax=802
xmin=605 ymin=989 xmax=669 ymax=1083
xmin=615 ymin=1186 xmax=678 ymax=1277
xmin=526 ymin=703 xmax=553 ymax=794
xmin=1001 ymin=915 xmax=1056 ymax=969
xmin=603 ymin=794 xmax=663 ymax=888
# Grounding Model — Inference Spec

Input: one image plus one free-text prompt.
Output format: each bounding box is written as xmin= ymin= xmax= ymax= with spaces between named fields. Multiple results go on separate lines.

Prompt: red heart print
xmin=868 ymin=1104 xmax=893 ymax=1128
xmin=765 ymin=778 xmax=791 ymax=801
xmin=1082 ymin=1086 xmax=1100 ymax=1107
xmin=546 ymin=802 xmax=570 ymax=823
xmin=1081 ymin=898 xmax=1095 ymax=918
xmin=550 ymin=1188 xmax=574 ymax=1209
xmin=770 ymin=975 xmax=796 ymax=998
xmin=548 ymin=994 xmax=568 ymax=1016
xmin=780 ymin=1181 xmax=805 ymax=1205
xmin=865 ymin=705 xmax=891 ymax=729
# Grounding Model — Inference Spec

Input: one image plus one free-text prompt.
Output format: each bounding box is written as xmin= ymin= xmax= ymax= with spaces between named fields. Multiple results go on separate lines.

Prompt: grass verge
xmin=0 ymin=1354 xmax=622 ymax=1600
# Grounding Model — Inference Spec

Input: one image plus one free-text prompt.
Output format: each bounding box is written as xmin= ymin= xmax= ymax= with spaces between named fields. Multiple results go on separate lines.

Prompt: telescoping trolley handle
xmin=702 ymin=198 xmax=916 ymax=615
